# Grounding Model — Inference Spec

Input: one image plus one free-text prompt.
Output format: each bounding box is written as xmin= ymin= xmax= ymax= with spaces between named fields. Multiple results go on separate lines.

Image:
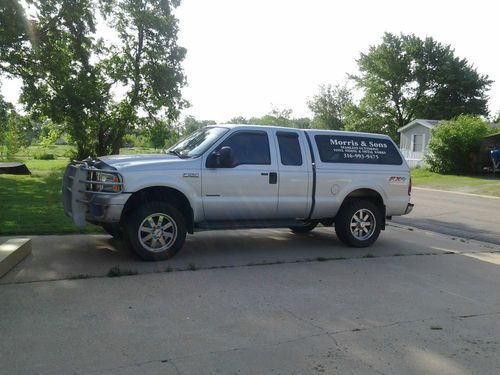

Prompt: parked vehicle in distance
xmin=63 ymin=125 xmax=414 ymax=260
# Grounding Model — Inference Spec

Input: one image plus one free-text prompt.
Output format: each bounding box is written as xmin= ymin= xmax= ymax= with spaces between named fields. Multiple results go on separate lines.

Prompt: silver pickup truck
xmin=63 ymin=125 xmax=414 ymax=260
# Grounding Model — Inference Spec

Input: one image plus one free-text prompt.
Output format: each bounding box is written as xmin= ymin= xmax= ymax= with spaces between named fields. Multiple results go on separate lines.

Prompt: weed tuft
xmin=68 ymin=274 xmax=92 ymax=280
xmin=107 ymin=266 xmax=138 ymax=277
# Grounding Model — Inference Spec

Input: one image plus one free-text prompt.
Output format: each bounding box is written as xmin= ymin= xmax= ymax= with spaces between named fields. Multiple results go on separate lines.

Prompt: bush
xmin=426 ymin=115 xmax=491 ymax=174
xmin=34 ymin=151 xmax=55 ymax=160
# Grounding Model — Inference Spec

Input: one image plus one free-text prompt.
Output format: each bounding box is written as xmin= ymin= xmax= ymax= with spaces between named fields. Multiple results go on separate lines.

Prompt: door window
xmin=216 ymin=131 xmax=271 ymax=166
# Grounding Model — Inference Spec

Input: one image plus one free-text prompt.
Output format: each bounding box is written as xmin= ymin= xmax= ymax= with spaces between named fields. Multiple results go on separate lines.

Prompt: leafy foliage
xmin=182 ymin=115 xmax=217 ymax=135
xmin=349 ymin=33 xmax=492 ymax=140
xmin=308 ymin=84 xmax=352 ymax=130
xmin=426 ymin=115 xmax=491 ymax=174
xmin=228 ymin=108 xmax=311 ymax=129
xmin=0 ymin=0 xmax=187 ymax=159
xmin=1 ymin=112 xmax=30 ymax=159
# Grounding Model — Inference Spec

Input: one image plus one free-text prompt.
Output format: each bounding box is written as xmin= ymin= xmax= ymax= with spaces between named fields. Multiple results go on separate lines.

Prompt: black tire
xmin=289 ymin=222 xmax=318 ymax=233
xmin=124 ymin=201 xmax=187 ymax=261
xmin=335 ymin=200 xmax=382 ymax=247
xmin=102 ymin=223 xmax=123 ymax=239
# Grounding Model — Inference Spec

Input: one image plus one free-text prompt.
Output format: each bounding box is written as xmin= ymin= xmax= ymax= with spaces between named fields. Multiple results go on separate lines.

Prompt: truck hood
xmin=98 ymin=154 xmax=183 ymax=170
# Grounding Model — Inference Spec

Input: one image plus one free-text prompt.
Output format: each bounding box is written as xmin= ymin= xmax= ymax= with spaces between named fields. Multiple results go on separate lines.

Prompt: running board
xmin=195 ymin=219 xmax=308 ymax=231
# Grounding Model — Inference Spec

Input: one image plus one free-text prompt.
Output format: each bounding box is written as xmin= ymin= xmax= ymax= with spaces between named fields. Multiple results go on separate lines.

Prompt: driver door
xmin=202 ymin=129 xmax=279 ymax=221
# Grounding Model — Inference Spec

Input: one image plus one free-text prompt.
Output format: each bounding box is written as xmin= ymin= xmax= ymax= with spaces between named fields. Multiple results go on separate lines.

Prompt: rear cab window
xmin=276 ymin=131 xmax=303 ymax=166
xmin=314 ymin=134 xmax=403 ymax=165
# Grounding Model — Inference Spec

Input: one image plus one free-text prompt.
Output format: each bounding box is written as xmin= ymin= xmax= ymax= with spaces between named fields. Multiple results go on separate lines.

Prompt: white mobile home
xmin=397 ymin=119 xmax=440 ymax=168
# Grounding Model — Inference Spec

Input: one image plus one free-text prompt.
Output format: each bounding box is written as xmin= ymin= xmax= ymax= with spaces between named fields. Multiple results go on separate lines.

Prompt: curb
xmin=413 ymin=187 xmax=500 ymax=200
xmin=0 ymin=238 xmax=32 ymax=278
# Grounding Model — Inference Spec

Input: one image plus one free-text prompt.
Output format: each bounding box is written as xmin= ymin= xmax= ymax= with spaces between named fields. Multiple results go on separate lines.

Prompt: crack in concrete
xmin=279 ymin=306 xmax=343 ymax=350
xmin=454 ymin=311 xmax=500 ymax=320
xmin=3 ymin=246 xmax=499 ymax=286
xmin=159 ymin=310 xmax=500 ymax=365
xmin=77 ymin=310 xmax=500 ymax=374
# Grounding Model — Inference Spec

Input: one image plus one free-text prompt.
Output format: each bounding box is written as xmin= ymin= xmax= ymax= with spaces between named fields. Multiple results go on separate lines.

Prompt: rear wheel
xmin=124 ymin=201 xmax=186 ymax=261
xmin=289 ymin=222 xmax=317 ymax=233
xmin=335 ymin=200 xmax=382 ymax=247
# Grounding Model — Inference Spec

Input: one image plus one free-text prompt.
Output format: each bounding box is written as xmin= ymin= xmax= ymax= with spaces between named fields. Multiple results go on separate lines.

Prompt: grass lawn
xmin=0 ymin=145 xmax=159 ymax=236
xmin=411 ymin=168 xmax=500 ymax=197
xmin=0 ymin=159 xmax=102 ymax=236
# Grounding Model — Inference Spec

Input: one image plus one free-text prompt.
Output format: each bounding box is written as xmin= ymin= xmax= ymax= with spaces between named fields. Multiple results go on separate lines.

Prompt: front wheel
xmin=124 ymin=202 xmax=186 ymax=261
xmin=335 ymin=200 xmax=382 ymax=247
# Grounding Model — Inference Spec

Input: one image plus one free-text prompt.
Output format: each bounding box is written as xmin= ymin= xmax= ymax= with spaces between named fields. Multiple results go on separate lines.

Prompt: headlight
xmin=95 ymin=172 xmax=122 ymax=193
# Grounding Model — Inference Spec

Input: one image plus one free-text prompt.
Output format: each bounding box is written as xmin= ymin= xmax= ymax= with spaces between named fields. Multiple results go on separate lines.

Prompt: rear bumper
xmin=404 ymin=203 xmax=414 ymax=215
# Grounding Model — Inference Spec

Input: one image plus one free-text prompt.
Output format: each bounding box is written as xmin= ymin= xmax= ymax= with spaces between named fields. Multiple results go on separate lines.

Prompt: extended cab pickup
xmin=63 ymin=125 xmax=414 ymax=260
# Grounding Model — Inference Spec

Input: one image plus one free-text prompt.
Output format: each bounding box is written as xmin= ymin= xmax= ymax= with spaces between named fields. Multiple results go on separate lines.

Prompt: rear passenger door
xmin=274 ymin=131 xmax=311 ymax=219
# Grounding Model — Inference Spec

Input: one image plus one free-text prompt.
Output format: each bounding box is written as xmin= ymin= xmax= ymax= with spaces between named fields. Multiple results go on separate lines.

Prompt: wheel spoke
xmin=158 ymin=215 xmax=164 ymax=225
xmin=158 ymin=236 xmax=166 ymax=247
xmin=151 ymin=238 xmax=158 ymax=248
xmin=147 ymin=217 xmax=156 ymax=227
xmin=162 ymin=222 xmax=173 ymax=230
xmin=140 ymin=226 xmax=153 ymax=233
xmin=142 ymin=233 xmax=152 ymax=242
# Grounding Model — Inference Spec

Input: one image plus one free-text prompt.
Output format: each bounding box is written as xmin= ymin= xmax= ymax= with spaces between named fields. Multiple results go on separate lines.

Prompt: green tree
xmin=100 ymin=0 xmax=187 ymax=154
xmin=1 ymin=0 xmax=107 ymax=158
xmin=426 ymin=115 xmax=491 ymax=175
xmin=0 ymin=94 xmax=13 ymax=154
xmin=350 ymin=33 xmax=492 ymax=139
xmin=228 ymin=116 xmax=250 ymax=124
xmin=0 ymin=0 xmax=186 ymax=159
xmin=182 ymin=116 xmax=216 ymax=135
xmin=3 ymin=112 xmax=29 ymax=159
xmin=229 ymin=109 xmax=311 ymax=129
xmin=308 ymin=84 xmax=352 ymax=130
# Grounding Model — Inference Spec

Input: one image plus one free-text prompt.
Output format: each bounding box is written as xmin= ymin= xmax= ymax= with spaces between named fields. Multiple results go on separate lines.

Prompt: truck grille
xmin=62 ymin=159 xmax=123 ymax=220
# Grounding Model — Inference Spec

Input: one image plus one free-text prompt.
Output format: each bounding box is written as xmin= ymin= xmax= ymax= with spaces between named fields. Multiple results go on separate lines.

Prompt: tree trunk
xmin=111 ymin=134 xmax=122 ymax=155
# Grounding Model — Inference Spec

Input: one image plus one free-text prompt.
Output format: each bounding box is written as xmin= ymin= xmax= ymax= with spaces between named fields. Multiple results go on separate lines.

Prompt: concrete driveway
xmin=394 ymin=187 xmax=500 ymax=245
xmin=1 ymin=226 xmax=500 ymax=374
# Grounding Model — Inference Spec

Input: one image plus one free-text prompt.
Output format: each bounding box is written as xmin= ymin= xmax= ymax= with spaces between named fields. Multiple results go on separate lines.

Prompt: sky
xmin=2 ymin=0 xmax=499 ymax=122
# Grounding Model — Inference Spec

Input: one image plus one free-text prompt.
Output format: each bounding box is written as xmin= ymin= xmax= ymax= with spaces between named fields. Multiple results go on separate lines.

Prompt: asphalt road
xmin=1 ymin=227 xmax=500 ymax=374
xmin=393 ymin=188 xmax=500 ymax=245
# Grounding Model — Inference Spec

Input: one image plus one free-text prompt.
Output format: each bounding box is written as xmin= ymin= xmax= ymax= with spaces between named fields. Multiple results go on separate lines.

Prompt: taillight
xmin=408 ymin=177 xmax=412 ymax=196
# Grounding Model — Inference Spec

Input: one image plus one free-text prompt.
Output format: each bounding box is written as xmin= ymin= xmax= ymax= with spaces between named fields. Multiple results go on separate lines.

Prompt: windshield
xmin=167 ymin=127 xmax=229 ymax=158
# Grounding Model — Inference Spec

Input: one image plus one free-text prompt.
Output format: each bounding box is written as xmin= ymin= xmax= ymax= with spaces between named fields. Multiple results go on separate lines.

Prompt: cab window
xmin=217 ymin=131 xmax=271 ymax=166
xmin=277 ymin=132 xmax=303 ymax=166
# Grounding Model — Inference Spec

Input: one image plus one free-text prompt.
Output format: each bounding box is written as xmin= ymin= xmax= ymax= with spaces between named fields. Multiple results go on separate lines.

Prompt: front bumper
xmin=62 ymin=161 xmax=129 ymax=228
xmin=404 ymin=203 xmax=414 ymax=215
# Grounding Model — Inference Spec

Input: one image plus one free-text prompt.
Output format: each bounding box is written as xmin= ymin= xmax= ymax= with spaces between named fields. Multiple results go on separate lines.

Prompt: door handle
xmin=269 ymin=172 xmax=277 ymax=184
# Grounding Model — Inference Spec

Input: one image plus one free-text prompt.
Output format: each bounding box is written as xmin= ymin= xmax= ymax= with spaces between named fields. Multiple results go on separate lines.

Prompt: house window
xmin=413 ymin=134 xmax=423 ymax=152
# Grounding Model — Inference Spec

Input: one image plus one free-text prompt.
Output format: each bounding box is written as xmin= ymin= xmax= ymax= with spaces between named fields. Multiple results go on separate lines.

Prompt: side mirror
xmin=219 ymin=146 xmax=234 ymax=168
xmin=206 ymin=146 xmax=234 ymax=168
